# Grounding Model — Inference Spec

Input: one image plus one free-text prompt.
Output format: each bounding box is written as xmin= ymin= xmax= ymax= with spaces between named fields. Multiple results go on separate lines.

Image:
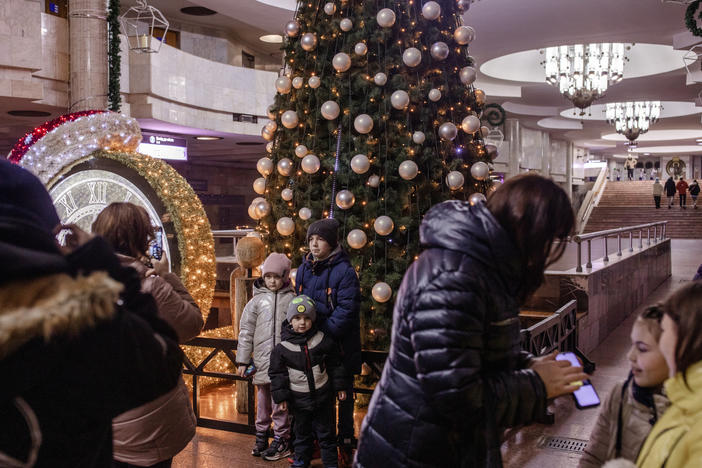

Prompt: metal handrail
xmin=573 ymin=221 xmax=668 ymax=272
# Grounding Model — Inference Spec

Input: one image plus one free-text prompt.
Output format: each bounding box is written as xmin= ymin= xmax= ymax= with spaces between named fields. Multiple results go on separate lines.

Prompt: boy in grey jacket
xmin=236 ymin=252 xmax=295 ymax=460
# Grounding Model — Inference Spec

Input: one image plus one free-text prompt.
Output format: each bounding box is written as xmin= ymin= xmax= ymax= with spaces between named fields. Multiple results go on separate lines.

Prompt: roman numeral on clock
xmin=56 ymin=191 xmax=78 ymax=216
xmin=88 ymin=181 xmax=107 ymax=204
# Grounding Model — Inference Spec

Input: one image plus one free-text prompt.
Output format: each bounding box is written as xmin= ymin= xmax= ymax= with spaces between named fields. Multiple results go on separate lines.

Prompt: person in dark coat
xmin=0 ymin=160 xmax=184 ymax=467
xmin=269 ymin=295 xmax=347 ymax=468
xmin=295 ymin=218 xmax=361 ymax=460
xmin=664 ymin=176 xmax=676 ymax=209
xmin=354 ymin=174 xmax=590 ymax=468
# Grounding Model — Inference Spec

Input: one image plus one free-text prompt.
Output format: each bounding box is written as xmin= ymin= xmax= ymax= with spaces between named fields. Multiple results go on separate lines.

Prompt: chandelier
xmin=606 ymin=101 xmax=661 ymax=143
xmin=543 ymin=43 xmax=628 ymax=113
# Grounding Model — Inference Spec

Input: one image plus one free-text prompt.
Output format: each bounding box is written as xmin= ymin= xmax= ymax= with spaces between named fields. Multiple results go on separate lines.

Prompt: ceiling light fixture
xmin=260 ymin=34 xmax=283 ymax=44
xmin=606 ymin=101 xmax=661 ymax=144
xmin=542 ymin=43 xmax=629 ymax=114
xmin=194 ymin=136 xmax=223 ymax=141
xmin=119 ymin=0 xmax=169 ymax=54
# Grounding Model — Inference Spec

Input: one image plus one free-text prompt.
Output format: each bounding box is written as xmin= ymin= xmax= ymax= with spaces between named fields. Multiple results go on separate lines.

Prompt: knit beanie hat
xmin=306 ymin=218 xmax=339 ymax=249
xmin=286 ymin=295 xmax=317 ymax=323
xmin=261 ymin=252 xmax=291 ymax=278
xmin=0 ymin=159 xmax=60 ymax=234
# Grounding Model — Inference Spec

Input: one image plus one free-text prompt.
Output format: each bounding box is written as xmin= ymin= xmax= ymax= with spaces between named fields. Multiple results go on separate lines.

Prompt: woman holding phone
xmin=355 ymin=174 xmax=589 ymax=468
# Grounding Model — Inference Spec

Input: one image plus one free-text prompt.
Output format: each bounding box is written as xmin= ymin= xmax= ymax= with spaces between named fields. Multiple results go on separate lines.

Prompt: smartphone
xmin=556 ymin=351 xmax=600 ymax=409
xmin=150 ymin=227 xmax=163 ymax=260
xmin=243 ymin=362 xmax=257 ymax=378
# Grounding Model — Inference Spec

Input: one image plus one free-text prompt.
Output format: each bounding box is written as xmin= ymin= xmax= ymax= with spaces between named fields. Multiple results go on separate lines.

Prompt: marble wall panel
xmin=520 ymin=127 xmax=543 ymax=170
xmin=550 ymin=139 xmax=568 ymax=175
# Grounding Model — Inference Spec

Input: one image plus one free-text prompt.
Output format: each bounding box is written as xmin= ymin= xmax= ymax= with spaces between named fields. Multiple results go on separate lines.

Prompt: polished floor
xmin=174 ymin=240 xmax=701 ymax=468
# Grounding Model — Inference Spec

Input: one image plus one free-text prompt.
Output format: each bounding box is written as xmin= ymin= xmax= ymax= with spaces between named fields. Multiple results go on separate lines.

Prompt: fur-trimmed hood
xmin=0 ymin=272 xmax=123 ymax=361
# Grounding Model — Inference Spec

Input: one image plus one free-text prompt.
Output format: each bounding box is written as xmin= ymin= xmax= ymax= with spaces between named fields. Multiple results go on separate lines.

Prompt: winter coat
xmin=269 ymin=323 xmax=346 ymax=411
xmin=652 ymin=182 xmax=663 ymax=197
xmin=0 ymin=230 xmax=183 ymax=468
xmin=664 ymin=179 xmax=676 ymax=197
xmin=236 ymin=278 xmax=295 ymax=385
xmin=689 ymin=182 xmax=700 ymax=196
xmin=355 ymin=200 xmax=549 ymax=468
xmin=295 ymin=246 xmax=361 ymax=374
xmin=676 ymin=180 xmax=688 ymax=195
xmin=637 ymin=362 xmax=702 ymax=468
xmin=579 ymin=378 xmax=670 ymax=468
xmin=625 ymin=158 xmax=637 ymax=169
xmin=112 ymin=254 xmax=203 ymax=466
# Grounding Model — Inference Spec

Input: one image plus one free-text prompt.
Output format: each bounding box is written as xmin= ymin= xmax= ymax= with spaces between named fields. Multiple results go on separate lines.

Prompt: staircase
xmin=584 ymin=180 xmax=702 ymax=238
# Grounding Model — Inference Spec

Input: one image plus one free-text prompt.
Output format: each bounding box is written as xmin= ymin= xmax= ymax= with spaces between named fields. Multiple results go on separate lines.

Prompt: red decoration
xmin=7 ymin=110 xmax=107 ymax=163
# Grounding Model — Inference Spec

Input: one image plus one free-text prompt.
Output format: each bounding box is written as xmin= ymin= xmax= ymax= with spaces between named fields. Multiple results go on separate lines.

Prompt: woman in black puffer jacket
xmin=355 ymin=174 xmax=588 ymax=468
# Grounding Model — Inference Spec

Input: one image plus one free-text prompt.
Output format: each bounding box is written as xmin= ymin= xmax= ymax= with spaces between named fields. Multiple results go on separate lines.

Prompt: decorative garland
xmin=107 ymin=0 xmax=122 ymax=112
xmin=483 ymin=103 xmax=506 ymax=127
xmin=95 ymin=149 xmax=216 ymax=317
xmin=686 ymin=0 xmax=702 ymax=37
xmin=7 ymin=110 xmax=106 ymax=163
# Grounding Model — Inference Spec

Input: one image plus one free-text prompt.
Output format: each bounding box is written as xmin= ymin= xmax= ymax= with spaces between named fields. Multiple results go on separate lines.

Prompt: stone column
xmin=565 ymin=142 xmax=574 ymax=199
xmin=69 ymin=0 xmax=108 ymax=111
xmin=541 ymin=132 xmax=551 ymax=178
xmin=505 ymin=118 xmax=521 ymax=179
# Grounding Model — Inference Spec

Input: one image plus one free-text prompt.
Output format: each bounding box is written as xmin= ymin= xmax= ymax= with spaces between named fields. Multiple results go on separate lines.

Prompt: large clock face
xmin=49 ymin=169 xmax=172 ymax=264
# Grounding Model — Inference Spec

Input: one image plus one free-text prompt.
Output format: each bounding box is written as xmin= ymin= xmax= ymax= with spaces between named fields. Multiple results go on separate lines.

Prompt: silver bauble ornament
xmin=350 ymin=154 xmax=370 ymax=174
xmin=340 ymin=18 xmax=353 ymax=32
xmin=255 ymin=200 xmax=271 ymax=218
xmin=457 ymin=0 xmax=471 ymax=12
xmin=308 ymin=76 xmax=321 ymax=89
xmin=485 ymin=144 xmax=499 ymax=160
xmin=332 ymin=52 xmax=351 ymax=72
xmin=373 ymin=72 xmax=388 ymax=86
xmin=248 ymin=203 xmax=259 ymax=220
xmin=421 ymin=1 xmax=441 ymax=20
xmin=354 ymin=114 xmax=374 ymax=134
xmin=376 ymin=8 xmax=396 ymax=28
xmin=292 ymin=76 xmax=304 ymax=89
xmin=354 ymin=42 xmax=367 ymax=55
xmin=347 ymin=229 xmax=367 ymax=249
xmin=481 ymin=125 xmax=490 ymax=137
xmin=266 ymin=142 xmax=274 ymax=153
xmin=428 ymin=88 xmax=441 ymax=102
xmin=390 ymin=90 xmax=410 ymax=110
xmin=398 ymin=160 xmax=419 ymax=180
xmin=470 ymin=161 xmax=490 ymax=180
xmin=281 ymin=110 xmax=299 ymax=129
xmin=321 ymin=100 xmax=340 ymax=120
xmin=474 ymin=89 xmax=486 ymax=106
xmin=459 ymin=66 xmax=477 ymax=85
xmin=469 ymin=192 xmax=487 ymax=206
xmin=298 ymin=207 xmax=312 ymax=220
xmin=300 ymin=32 xmax=318 ymax=51
xmin=323 ymin=2 xmax=336 ymax=15
xmin=372 ymin=282 xmax=393 ymax=303
xmin=276 ymin=217 xmax=295 ymax=236
xmin=277 ymin=158 xmax=294 ymax=176
xmin=430 ymin=42 xmax=449 ymax=61
xmin=281 ymin=188 xmax=294 ymax=201
xmin=252 ymin=197 xmax=265 ymax=206
xmin=301 ymin=154 xmax=321 ymax=174
xmin=402 ymin=47 xmax=422 ymax=67
xmin=438 ymin=122 xmax=458 ymax=141
xmin=295 ymin=145 xmax=308 ymax=158
xmin=368 ymin=174 xmax=380 ymax=188
xmin=275 ymin=76 xmax=292 ymax=94
xmin=267 ymin=106 xmax=276 ymax=120
xmin=253 ymin=177 xmax=266 ymax=195
xmin=454 ymin=25 xmax=475 ymax=45
xmin=335 ymin=189 xmax=355 ymax=210
xmin=412 ymin=131 xmax=426 ymax=144
xmin=285 ymin=20 xmax=300 ymax=37
xmin=257 ymin=157 xmax=274 ymax=176
xmin=374 ymin=215 xmax=394 ymax=236
xmin=446 ymin=171 xmax=465 ymax=190
xmin=259 ymin=126 xmax=272 ymax=141
xmin=265 ymin=120 xmax=277 ymax=132
xmin=461 ymin=115 xmax=481 ymax=133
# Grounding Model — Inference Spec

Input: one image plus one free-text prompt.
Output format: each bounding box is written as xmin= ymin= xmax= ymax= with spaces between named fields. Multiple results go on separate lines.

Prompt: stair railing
xmin=576 ymin=166 xmax=609 ymax=233
xmin=572 ymin=221 xmax=668 ymax=273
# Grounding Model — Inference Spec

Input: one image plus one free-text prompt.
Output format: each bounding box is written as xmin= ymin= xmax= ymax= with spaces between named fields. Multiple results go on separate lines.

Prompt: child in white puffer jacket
xmin=236 ymin=252 xmax=295 ymax=461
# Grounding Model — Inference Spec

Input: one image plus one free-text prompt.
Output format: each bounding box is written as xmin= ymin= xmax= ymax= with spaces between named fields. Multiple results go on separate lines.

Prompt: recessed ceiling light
xmin=8 ymin=110 xmax=51 ymax=117
xmin=260 ymin=34 xmax=283 ymax=44
xmin=631 ymin=145 xmax=702 ymax=154
xmin=194 ymin=136 xmax=223 ymax=141
xmin=180 ymin=6 xmax=217 ymax=16
xmin=602 ymin=129 xmax=702 ymax=142
xmin=696 ymin=138 xmax=702 ymax=142
xmin=236 ymin=141 xmax=265 ymax=146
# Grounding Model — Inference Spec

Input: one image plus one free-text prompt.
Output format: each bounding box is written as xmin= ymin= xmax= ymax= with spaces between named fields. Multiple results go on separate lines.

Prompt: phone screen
xmin=556 ymin=352 xmax=600 ymax=409
xmin=150 ymin=228 xmax=163 ymax=260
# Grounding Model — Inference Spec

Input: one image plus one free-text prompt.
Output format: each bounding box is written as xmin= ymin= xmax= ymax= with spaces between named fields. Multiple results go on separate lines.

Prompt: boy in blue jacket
xmin=294 ymin=218 xmax=361 ymax=465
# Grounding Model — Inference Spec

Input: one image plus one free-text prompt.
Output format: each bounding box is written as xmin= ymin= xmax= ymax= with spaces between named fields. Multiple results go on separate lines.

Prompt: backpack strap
xmin=615 ymin=373 xmax=633 ymax=457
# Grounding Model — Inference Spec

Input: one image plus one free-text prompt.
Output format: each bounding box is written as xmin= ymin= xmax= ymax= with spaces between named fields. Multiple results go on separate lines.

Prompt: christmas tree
xmin=249 ymin=0 xmax=493 ymax=350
